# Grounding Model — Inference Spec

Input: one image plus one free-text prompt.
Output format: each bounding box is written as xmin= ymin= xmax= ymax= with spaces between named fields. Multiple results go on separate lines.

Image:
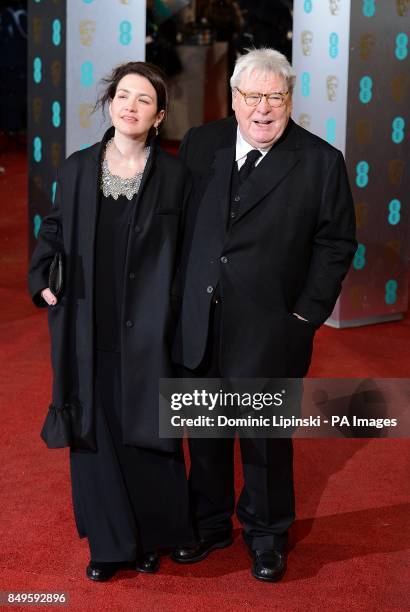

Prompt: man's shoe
xmin=136 ymin=552 xmax=160 ymax=573
xmin=171 ymin=535 xmax=233 ymax=564
xmin=86 ymin=561 xmax=119 ymax=582
xmin=249 ymin=550 xmax=287 ymax=582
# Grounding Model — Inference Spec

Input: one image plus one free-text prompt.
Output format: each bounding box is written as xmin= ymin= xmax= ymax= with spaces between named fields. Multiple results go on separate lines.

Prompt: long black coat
xmin=173 ymin=117 xmax=357 ymax=377
xmin=28 ymin=128 xmax=189 ymax=452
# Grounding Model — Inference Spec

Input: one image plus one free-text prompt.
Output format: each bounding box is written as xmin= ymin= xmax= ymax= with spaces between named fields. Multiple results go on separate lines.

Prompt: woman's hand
xmin=41 ymin=288 xmax=58 ymax=306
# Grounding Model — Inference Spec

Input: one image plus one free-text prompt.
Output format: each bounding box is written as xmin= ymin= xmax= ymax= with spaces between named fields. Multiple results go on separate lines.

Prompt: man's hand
xmin=41 ymin=288 xmax=58 ymax=306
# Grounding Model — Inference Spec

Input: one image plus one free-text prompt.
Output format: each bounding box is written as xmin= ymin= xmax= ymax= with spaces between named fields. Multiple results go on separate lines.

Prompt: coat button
xmin=129 ymin=272 xmax=136 ymax=279
xmin=206 ymin=286 xmax=214 ymax=294
xmin=126 ymin=320 xmax=134 ymax=328
xmin=230 ymin=211 xmax=236 ymax=219
xmin=220 ymin=256 xmax=228 ymax=264
xmin=234 ymin=195 xmax=240 ymax=202
xmin=134 ymin=225 xmax=142 ymax=233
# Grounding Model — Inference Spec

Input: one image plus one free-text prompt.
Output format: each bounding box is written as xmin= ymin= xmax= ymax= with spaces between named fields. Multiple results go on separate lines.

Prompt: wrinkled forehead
xmin=238 ymin=69 xmax=287 ymax=92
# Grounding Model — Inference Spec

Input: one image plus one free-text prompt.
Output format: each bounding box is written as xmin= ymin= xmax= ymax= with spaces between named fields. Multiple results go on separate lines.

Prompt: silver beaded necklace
xmin=100 ymin=138 xmax=150 ymax=201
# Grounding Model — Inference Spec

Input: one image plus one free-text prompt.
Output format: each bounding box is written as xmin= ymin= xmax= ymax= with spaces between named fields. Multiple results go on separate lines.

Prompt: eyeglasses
xmin=235 ymin=88 xmax=289 ymax=108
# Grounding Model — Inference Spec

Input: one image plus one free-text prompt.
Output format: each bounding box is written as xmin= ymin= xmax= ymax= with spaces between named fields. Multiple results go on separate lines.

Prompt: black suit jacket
xmin=173 ymin=117 xmax=357 ymax=377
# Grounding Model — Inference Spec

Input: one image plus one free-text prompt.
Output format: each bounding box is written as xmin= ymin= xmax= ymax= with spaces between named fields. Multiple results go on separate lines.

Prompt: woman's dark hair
xmin=95 ymin=61 xmax=169 ymax=138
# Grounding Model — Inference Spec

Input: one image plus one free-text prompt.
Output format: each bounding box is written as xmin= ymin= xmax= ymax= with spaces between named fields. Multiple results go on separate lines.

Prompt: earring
xmin=155 ymin=125 xmax=159 ymax=137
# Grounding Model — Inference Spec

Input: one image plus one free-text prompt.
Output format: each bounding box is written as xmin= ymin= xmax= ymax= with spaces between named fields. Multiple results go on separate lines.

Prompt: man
xmin=171 ymin=48 xmax=356 ymax=581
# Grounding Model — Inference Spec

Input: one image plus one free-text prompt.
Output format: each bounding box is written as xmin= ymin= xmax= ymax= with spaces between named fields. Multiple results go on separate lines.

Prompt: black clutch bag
xmin=48 ymin=252 xmax=64 ymax=296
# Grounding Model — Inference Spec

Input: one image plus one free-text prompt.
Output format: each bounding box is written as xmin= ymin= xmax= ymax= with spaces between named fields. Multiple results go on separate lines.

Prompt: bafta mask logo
xmin=350 ymin=285 xmax=364 ymax=311
xmin=355 ymin=202 xmax=368 ymax=231
xmin=79 ymin=20 xmax=96 ymax=47
xmin=78 ymin=103 xmax=93 ymax=128
xmin=355 ymin=119 xmax=372 ymax=146
xmin=388 ymin=159 xmax=405 ymax=186
xmin=119 ymin=0 xmax=131 ymax=4
xmin=33 ymin=17 xmax=42 ymax=44
xmin=391 ymin=74 xmax=409 ymax=102
xmin=33 ymin=176 xmax=43 ymax=191
xmin=299 ymin=114 xmax=311 ymax=129
xmin=326 ymin=76 xmax=339 ymax=101
xmin=51 ymin=61 xmax=62 ymax=87
xmin=51 ymin=143 xmax=61 ymax=168
xmin=384 ymin=240 xmax=401 ymax=268
xmin=396 ymin=0 xmax=410 ymax=16
xmin=359 ymin=34 xmax=376 ymax=60
xmin=33 ymin=97 xmax=42 ymax=123
xmin=301 ymin=31 xmax=313 ymax=56
xmin=329 ymin=0 xmax=340 ymax=15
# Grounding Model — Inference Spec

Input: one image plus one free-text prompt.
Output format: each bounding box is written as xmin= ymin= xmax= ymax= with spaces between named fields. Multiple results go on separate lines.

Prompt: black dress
xmin=70 ymin=190 xmax=193 ymax=562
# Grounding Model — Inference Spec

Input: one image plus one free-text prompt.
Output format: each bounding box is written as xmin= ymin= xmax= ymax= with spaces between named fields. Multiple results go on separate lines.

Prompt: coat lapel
xmin=233 ymin=119 xmax=301 ymax=224
xmin=210 ymin=144 xmax=236 ymax=232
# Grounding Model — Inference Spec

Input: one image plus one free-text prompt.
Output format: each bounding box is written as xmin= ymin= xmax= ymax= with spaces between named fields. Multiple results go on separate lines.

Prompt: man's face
xmin=232 ymin=71 xmax=292 ymax=149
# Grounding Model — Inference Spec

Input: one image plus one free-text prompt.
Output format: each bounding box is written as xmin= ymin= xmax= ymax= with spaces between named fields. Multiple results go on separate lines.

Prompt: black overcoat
xmin=173 ymin=117 xmax=357 ymax=377
xmin=28 ymin=128 xmax=189 ymax=452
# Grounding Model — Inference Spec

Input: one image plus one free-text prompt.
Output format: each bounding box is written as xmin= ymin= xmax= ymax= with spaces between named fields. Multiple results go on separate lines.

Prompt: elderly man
xmin=171 ymin=48 xmax=356 ymax=581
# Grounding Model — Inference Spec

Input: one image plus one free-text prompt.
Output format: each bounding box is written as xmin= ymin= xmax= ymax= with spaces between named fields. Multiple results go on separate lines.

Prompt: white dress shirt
xmin=235 ymin=127 xmax=272 ymax=171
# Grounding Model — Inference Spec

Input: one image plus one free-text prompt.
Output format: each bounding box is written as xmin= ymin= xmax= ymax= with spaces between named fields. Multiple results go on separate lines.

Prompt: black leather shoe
xmin=171 ymin=535 xmax=233 ymax=564
xmin=86 ymin=562 xmax=119 ymax=582
xmin=136 ymin=552 xmax=160 ymax=573
xmin=249 ymin=550 xmax=287 ymax=582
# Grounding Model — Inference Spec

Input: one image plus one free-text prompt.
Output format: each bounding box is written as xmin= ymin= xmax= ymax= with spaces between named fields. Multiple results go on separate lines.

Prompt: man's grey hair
xmin=230 ymin=48 xmax=296 ymax=95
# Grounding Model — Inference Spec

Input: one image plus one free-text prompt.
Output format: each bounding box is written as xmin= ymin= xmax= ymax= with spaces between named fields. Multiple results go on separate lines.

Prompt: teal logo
xmin=301 ymin=72 xmax=311 ymax=97
xmin=304 ymin=0 xmax=312 ymax=12
xmin=33 ymin=57 xmax=42 ymax=84
xmin=362 ymin=0 xmax=375 ymax=17
xmin=52 ymin=101 xmax=61 ymax=128
xmin=385 ymin=280 xmax=398 ymax=305
xmin=33 ymin=137 xmax=42 ymax=162
xmin=388 ymin=199 xmax=401 ymax=225
xmin=395 ymin=33 xmax=408 ymax=60
xmin=79 ymin=144 xmax=91 ymax=150
xmin=391 ymin=117 xmax=405 ymax=143
xmin=52 ymin=19 xmax=61 ymax=46
xmin=353 ymin=244 xmax=366 ymax=270
xmin=355 ymin=161 xmax=369 ymax=187
xmin=329 ymin=33 xmax=339 ymax=59
xmin=34 ymin=214 xmax=42 ymax=239
xmin=80 ymin=61 xmax=94 ymax=87
xmin=51 ymin=181 xmax=57 ymax=204
xmin=326 ymin=118 xmax=336 ymax=144
xmin=359 ymin=76 xmax=372 ymax=103
xmin=119 ymin=21 xmax=132 ymax=45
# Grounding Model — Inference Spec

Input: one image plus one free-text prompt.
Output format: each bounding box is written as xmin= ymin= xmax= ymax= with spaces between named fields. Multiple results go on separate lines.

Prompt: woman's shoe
xmin=136 ymin=552 xmax=160 ymax=573
xmin=86 ymin=561 xmax=119 ymax=582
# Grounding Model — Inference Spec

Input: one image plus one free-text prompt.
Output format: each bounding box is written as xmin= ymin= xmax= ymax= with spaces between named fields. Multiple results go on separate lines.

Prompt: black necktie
xmin=239 ymin=149 xmax=262 ymax=183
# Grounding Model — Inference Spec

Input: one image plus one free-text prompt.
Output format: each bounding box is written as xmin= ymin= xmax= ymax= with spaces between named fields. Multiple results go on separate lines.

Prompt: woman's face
xmin=109 ymin=73 xmax=165 ymax=140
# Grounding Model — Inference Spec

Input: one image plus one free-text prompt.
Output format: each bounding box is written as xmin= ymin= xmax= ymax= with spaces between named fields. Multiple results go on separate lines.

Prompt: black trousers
xmin=184 ymin=300 xmax=295 ymax=552
xmin=70 ymin=351 xmax=193 ymax=562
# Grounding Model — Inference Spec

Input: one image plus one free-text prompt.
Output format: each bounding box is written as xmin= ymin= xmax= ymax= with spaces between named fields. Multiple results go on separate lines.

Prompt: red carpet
xmin=0 ymin=151 xmax=409 ymax=611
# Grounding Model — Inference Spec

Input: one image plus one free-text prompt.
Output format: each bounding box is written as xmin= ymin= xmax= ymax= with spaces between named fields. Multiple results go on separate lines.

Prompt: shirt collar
xmin=235 ymin=127 xmax=272 ymax=163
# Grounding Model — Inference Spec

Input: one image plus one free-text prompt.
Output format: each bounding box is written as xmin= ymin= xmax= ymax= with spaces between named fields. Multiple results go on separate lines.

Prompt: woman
xmin=28 ymin=62 xmax=193 ymax=581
